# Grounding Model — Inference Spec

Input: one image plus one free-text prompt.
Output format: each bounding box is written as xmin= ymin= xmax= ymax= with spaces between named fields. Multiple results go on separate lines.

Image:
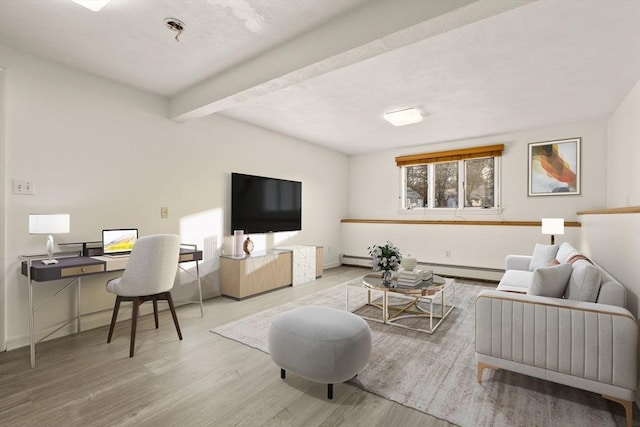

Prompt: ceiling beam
xmin=169 ymin=0 xmax=533 ymax=122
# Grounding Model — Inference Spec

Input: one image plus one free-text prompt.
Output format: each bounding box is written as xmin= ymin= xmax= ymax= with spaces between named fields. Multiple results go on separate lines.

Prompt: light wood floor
xmin=0 ymin=266 xmax=453 ymax=427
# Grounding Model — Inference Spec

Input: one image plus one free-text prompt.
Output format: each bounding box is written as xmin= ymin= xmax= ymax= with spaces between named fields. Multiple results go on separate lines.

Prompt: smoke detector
xmin=164 ymin=18 xmax=185 ymax=42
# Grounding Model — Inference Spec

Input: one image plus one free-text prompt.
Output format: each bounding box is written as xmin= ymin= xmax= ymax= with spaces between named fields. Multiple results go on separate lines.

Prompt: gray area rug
xmin=211 ymin=277 xmax=616 ymax=427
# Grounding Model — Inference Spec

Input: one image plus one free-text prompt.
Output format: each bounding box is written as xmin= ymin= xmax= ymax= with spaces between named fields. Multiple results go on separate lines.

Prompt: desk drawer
xmin=61 ymin=264 xmax=105 ymax=277
xmin=179 ymin=253 xmax=195 ymax=262
xmin=179 ymin=250 xmax=202 ymax=262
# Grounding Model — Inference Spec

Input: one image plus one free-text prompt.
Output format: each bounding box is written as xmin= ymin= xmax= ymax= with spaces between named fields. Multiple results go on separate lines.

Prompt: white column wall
xmin=580 ymin=79 xmax=640 ymax=317
xmin=0 ymin=45 xmax=348 ymax=350
xmin=606 ymin=80 xmax=640 ymax=208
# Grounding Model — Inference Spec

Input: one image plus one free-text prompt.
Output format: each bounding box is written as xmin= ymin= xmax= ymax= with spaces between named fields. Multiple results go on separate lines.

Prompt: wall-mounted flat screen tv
xmin=231 ymin=172 xmax=302 ymax=234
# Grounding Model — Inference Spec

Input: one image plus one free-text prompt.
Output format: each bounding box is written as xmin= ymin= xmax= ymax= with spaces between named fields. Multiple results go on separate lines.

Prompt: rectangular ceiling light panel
xmin=72 ymin=0 xmax=111 ymax=12
xmin=383 ymin=108 xmax=423 ymax=126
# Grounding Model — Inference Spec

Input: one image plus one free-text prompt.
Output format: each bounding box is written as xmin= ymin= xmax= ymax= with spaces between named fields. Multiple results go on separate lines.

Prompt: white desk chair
xmin=106 ymin=234 xmax=182 ymax=357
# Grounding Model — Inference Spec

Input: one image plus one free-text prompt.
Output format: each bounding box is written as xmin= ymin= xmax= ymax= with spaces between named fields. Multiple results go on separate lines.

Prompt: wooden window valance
xmin=395 ymin=144 xmax=505 ymax=167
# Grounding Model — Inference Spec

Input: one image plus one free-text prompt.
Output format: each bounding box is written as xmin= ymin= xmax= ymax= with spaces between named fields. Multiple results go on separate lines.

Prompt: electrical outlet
xmin=160 ymin=207 xmax=169 ymax=219
xmin=13 ymin=179 xmax=35 ymax=195
xmin=445 ymin=250 xmax=451 ymax=258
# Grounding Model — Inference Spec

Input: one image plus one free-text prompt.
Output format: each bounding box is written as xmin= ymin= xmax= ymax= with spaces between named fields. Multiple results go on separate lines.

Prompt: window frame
xmin=398 ymin=145 xmax=503 ymax=212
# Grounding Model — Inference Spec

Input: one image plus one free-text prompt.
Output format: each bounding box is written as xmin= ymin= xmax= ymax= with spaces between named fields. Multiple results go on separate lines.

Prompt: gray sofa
xmin=475 ymin=242 xmax=638 ymax=427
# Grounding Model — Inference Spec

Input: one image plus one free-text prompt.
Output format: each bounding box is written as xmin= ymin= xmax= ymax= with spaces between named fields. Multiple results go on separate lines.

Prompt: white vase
xmin=402 ymin=254 xmax=417 ymax=271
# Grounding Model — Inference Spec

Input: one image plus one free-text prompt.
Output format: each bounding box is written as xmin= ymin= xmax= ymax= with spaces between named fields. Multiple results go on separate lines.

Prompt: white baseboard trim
xmin=340 ymin=254 xmax=503 ymax=282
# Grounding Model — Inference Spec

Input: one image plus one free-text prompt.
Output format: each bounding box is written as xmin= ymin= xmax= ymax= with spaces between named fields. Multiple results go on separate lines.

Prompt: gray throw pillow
xmin=564 ymin=260 xmax=601 ymax=302
xmin=529 ymin=243 xmax=559 ymax=271
xmin=528 ymin=263 xmax=572 ymax=297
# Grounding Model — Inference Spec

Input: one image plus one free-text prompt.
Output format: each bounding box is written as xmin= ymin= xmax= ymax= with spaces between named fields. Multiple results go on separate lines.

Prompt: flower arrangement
xmin=368 ymin=241 xmax=402 ymax=272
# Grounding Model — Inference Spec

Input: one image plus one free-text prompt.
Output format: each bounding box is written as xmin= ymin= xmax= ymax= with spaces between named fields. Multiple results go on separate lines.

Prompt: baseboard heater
xmin=340 ymin=254 xmax=503 ymax=282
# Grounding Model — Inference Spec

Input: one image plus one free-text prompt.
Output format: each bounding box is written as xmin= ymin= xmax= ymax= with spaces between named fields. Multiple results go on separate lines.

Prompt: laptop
xmin=102 ymin=228 xmax=138 ymax=257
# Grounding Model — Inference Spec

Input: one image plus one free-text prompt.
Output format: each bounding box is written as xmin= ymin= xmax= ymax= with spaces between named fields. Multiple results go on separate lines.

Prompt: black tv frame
xmin=230 ymin=172 xmax=302 ymax=234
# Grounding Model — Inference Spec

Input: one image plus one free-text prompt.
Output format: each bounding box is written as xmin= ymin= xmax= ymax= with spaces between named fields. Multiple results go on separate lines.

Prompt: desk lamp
xmin=29 ymin=214 xmax=70 ymax=265
xmin=541 ymin=217 xmax=564 ymax=245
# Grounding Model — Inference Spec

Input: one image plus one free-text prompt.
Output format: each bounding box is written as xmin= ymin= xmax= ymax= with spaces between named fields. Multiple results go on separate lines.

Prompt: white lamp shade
xmin=29 ymin=214 xmax=70 ymax=234
xmin=541 ymin=218 xmax=564 ymax=235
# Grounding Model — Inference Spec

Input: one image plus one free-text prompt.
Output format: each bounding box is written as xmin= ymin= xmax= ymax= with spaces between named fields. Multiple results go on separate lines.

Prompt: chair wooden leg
xmin=153 ymin=298 xmax=159 ymax=329
xmin=129 ymin=298 xmax=141 ymax=357
xmin=107 ymin=296 xmax=122 ymax=343
xmin=164 ymin=292 xmax=183 ymax=340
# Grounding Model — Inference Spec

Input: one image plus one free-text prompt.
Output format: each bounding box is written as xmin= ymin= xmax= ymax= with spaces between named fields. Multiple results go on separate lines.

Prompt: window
xmin=464 ymin=157 xmax=495 ymax=207
xmin=397 ymin=144 xmax=503 ymax=210
xmin=433 ymin=161 xmax=458 ymax=208
xmin=405 ymin=164 xmax=427 ymax=208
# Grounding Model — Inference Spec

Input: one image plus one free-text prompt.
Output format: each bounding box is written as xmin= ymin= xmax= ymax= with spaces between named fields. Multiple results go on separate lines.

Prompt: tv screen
xmin=231 ymin=173 xmax=302 ymax=234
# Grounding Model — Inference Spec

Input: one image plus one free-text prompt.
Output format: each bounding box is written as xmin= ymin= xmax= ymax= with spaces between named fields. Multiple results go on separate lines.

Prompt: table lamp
xmin=29 ymin=214 xmax=70 ymax=265
xmin=541 ymin=217 xmax=564 ymax=245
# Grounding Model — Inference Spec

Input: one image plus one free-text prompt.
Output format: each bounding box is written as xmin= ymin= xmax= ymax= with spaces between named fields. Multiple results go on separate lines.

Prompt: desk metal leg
xmin=77 ymin=277 xmax=82 ymax=333
xmin=195 ymin=260 xmax=203 ymax=317
xmin=28 ymin=261 xmax=36 ymax=369
xmin=178 ymin=259 xmax=203 ymax=318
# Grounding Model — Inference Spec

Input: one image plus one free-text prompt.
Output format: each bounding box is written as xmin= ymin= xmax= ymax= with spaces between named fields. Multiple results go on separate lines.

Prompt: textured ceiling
xmin=1 ymin=0 xmax=639 ymax=154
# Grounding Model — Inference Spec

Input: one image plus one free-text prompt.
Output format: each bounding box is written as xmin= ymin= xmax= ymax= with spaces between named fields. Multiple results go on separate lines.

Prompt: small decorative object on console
xmin=368 ymin=241 xmax=402 ymax=286
xmin=243 ymin=237 xmax=254 ymax=255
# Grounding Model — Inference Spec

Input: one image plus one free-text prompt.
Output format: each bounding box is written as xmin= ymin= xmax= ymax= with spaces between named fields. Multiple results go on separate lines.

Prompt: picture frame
xmin=528 ymin=137 xmax=580 ymax=196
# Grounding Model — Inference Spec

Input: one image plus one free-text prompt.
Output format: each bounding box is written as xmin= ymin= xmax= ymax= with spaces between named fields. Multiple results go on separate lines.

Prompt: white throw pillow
xmin=564 ymin=260 xmax=601 ymax=302
xmin=528 ymin=263 xmax=572 ymax=297
xmin=529 ymin=243 xmax=559 ymax=271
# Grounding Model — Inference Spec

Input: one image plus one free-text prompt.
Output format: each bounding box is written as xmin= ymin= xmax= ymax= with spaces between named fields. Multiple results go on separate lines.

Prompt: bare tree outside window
xmin=405 ymin=165 xmax=428 ymax=208
xmin=401 ymin=154 xmax=499 ymax=210
xmin=434 ymin=162 xmax=458 ymax=208
xmin=464 ymin=158 xmax=495 ymax=207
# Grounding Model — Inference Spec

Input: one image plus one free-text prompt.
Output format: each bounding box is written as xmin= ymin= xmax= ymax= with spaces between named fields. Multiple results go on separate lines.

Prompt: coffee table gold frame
xmin=346 ymin=273 xmax=455 ymax=334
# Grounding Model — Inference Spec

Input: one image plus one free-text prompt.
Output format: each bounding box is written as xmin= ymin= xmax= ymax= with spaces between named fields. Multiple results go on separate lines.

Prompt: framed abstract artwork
xmin=528 ymin=137 xmax=581 ymax=196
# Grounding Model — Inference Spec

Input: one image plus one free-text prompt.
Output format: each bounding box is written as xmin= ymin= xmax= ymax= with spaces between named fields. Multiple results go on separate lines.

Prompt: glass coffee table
xmin=346 ymin=273 xmax=455 ymax=334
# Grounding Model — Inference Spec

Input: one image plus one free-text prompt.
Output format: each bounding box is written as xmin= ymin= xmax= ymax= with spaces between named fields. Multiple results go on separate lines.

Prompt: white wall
xmin=344 ymin=121 xmax=607 ymax=271
xmin=0 ymin=45 xmax=348 ymax=350
xmin=606 ymin=80 xmax=640 ymax=208
xmin=581 ymin=79 xmax=640 ymax=317
xmin=0 ymin=68 xmax=6 ymax=350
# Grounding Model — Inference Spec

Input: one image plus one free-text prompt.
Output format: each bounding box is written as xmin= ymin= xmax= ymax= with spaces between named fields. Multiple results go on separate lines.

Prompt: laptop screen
xmin=102 ymin=229 xmax=138 ymax=255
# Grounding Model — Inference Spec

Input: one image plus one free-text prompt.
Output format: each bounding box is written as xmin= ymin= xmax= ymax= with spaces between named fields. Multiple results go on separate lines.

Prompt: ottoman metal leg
xmin=281 ymin=368 xmax=286 ymax=379
xmin=328 ymin=384 xmax=333 ymax=399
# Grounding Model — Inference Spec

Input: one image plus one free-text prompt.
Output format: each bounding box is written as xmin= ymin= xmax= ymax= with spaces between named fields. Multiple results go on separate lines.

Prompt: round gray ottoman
xmin=268 ymin=305 xmax=372 ymax=399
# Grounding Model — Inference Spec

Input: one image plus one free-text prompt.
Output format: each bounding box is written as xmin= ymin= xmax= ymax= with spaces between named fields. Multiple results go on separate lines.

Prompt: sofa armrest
xmin=475 ymin=290 xmax=638 ymax=391
xmin=505 ymin=255 xmax=531 ymax=271
xmin=597 ymin=280 xmax=626 ymax=307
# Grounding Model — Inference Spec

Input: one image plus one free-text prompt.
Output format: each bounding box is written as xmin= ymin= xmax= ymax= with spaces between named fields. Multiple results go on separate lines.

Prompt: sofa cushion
xmin=564 ymin=259 xmax=601 ymax=302
xmin=556 ymin=242 xmax=580 ymax=264
xmin=497 ymin=270 xmax=533 ymax=293
xmin=528 ymin=263 xmax=572 ymax=297
xmin=529 ymin=244 xmax=559 ymax=271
